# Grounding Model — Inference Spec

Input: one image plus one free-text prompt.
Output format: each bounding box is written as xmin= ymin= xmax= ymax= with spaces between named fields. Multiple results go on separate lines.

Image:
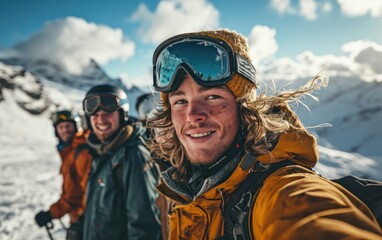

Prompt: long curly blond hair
xmin=147 ymin=73 xmax=328 ymax=181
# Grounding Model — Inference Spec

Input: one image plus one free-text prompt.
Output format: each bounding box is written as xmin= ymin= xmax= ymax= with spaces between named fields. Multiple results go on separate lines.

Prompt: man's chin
xmin=95 ymin=133 xmax=111 ymax=143
xmin=187 ymin=154 xmax=218 ymax=166
xmin=61 ymin=136 xmax=74 ymax=143
xmin=61 ymin=139 xmax=71 ymax=144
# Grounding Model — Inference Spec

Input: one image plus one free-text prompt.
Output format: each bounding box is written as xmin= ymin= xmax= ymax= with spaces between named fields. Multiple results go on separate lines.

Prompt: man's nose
xmin=186 ymin=100 xmax=207 ymax=123
xmin=95 ymin=112 xmax=109 ymax=123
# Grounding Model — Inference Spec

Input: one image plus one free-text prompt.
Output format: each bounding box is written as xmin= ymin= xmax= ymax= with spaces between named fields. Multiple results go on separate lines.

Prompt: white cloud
xmin=248 ymin=25 xmax=278 ymax=64
xmin=130 ymin=0 xmax=219 ymax=44
xmin=259 ymin=52 xmax=353 ymax=81
xmin=342 ymin=40 xmax=382 ymax=79
xmin=258 ymin=40 xmax=382 ymax=82
xmin=337 ymin=0 xmax=382 ymax=17
xmin=322 ymin=2 xmax=332 ymax=12
xmin=120 ymin=67 xmax=152 ymax=89
xmin=270 ymin=0 xmax=331 ymax=20
xmin=296 ymin=51 xmax=356 ymax=75
xmin=12 ymin=17 xmax=135 ymax=74
xmin=355 ymin=47 xmax=382 ymax=74
xmin=300 ymin=0 xmax=318 ymax=20
xmin=342 ymin=40 xmax=381 ymax=57
xmin=271 ymin=0 xmax=293 ymax=14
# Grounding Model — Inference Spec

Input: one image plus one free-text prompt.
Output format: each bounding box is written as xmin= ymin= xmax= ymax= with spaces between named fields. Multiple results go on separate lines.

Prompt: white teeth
xmin=97 ymin=125 xmax=109 ymax=131
xmin=190 ymin=131 xmax=212 ymax=138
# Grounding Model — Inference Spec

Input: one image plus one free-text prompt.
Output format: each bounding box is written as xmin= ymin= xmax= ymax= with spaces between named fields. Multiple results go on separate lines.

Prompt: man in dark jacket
xmin=70 ymin=84 xmax=161 ymax=240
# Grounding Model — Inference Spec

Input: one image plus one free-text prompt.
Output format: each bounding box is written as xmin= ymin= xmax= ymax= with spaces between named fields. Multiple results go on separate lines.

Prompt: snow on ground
xmin=0 ymin=151 xmax=69 ymax=240
xmin=0 ymin=90 xmax=69 ymax=240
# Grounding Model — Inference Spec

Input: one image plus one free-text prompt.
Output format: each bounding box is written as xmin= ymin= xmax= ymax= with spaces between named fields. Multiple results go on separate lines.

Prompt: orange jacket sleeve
xmin=49 ymin=142 xmax=92 ymax=223
xmin=252 ymin=166 xmax=382 ymax=240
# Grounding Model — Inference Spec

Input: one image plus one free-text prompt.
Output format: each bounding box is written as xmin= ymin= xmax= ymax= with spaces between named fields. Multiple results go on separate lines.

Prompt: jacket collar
xmin=158 ymin=129 xmax=318 ymax=203
xmin=256 ymin=130 xmax=318 ymax=168
xmin=160 ymin=148 xmax=245 ymax=202
xmin=87 ymin=125 xmax=134 ymax=156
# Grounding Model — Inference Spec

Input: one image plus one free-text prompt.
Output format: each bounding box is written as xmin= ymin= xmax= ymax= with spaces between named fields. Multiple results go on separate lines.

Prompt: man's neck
xmin=186 ymin=129 xmax=246 ymax=195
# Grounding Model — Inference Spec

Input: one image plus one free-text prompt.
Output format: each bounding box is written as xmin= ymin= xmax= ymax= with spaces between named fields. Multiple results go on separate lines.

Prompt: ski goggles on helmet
xmin=52 ymin=111 xmax=76 ymax=125
xmin=83 ymin=95 xmax=126 ymax=115
xmin=152 ymin=35 xmax=256 ymax=93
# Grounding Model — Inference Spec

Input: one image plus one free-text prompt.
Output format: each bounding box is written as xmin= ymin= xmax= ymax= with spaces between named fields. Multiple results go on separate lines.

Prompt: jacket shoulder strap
xmin=73 ymin=143 xmax=92 ymax=161
xmin=223 ymin=160 xmax=295 ymax=240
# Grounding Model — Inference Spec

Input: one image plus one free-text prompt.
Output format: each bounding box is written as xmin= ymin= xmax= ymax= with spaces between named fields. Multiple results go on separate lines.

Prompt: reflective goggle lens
xmin=84 ymin=95 xmax=120 ymax=115
xmin=155 ymin=39 xmax=231 ymax=90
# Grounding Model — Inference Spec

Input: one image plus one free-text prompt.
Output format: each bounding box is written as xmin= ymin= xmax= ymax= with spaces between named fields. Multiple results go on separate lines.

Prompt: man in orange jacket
xmin=35 ymin=110 xmax=92 ymax=230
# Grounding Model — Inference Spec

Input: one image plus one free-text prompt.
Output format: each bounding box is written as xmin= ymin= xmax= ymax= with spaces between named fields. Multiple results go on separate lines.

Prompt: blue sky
xmin=1 ymin=0 xmax=382 ymax=87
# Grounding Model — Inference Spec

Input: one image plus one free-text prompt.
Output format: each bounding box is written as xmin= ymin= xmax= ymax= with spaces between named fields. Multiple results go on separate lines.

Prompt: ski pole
xmin=45 ymin=221 xmax=54 ymax=240
xmin=59 ymin=218 xmax=67 ymax=230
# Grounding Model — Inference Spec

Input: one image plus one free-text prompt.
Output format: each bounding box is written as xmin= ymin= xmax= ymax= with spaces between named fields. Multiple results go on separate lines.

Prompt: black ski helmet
xmin=83 ymin=84 xmax=130 ymax=129
xmin=52 ymin=110 xmax=79 ymax=138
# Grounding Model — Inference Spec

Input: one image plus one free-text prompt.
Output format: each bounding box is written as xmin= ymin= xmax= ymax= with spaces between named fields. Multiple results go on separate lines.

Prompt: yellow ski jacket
xmin=157 ymin=131 xmax=382 ymax=239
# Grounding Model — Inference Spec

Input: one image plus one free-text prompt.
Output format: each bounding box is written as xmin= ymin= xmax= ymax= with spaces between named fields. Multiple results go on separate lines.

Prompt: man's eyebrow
xmin=208 ymin=85 xmax=229 ymax=92
xmin=169 ymin=90 xmax=185 ymax=98
xmin=169 ymin=85 xmax=229 ymax=98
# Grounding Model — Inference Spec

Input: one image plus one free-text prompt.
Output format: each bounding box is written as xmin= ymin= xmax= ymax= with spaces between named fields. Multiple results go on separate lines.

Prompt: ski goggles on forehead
xmin=83 ymin=95 xmax=124 ymax=115
xmin=52 ymin=112 xmax=75 ymax=125
xmin=152 ymin=35 xmax=256 ymax=93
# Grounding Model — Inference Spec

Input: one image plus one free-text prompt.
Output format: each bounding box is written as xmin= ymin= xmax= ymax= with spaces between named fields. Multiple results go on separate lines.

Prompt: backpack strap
xmin=223 ymin=160 xmax=296 ymax=240
xmin=332 ymin=175 xmax=382 ymax=228
xmin=73 ymin=143 xmax=92 ymax=161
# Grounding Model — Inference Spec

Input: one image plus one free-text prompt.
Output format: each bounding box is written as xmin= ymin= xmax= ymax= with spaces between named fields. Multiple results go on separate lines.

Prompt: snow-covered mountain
xmin=0 ymin=58 xmax=148 ymax=117
xmin=292 ymin=75 xmax=382 ymax=160
xmin=0 ymin=59 xmax=381 ymax=239
xmin=1 ymin=57 xmax=120 ymax=90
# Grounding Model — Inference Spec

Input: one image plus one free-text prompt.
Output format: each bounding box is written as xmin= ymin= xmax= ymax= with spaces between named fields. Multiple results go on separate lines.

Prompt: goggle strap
xmin=236 ymin=54 xmax=257 ymax=84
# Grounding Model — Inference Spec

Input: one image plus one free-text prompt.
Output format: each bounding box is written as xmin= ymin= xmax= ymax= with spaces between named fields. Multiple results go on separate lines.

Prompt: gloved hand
xmin=35 ymin=210 xmax=53 ymax=227
xmin=66 ymin=221 xmax=83 ymax=240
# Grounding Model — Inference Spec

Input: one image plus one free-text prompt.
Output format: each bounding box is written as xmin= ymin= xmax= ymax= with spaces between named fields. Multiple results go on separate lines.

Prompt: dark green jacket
xmin=83 ymin=124 xmax=161 ymax=240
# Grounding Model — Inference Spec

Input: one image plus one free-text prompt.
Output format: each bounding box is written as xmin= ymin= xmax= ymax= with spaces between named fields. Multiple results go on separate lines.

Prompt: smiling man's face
xmin=56 ymin=121 xmax=76 ymax=143
xmin=90 ymin=109 xmax=120 ymax=143
xmin=169 ymin=74 xmax=240 ymax=165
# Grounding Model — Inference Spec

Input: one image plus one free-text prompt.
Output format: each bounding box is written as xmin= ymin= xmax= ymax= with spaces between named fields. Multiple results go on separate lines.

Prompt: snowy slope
xmin=0 ymin=58 xmax=147 ymax=116
xmin=292 ymin=75 xmax=382 ymax=159
xmin=0 ymin=89 xmax=67 ymax=239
